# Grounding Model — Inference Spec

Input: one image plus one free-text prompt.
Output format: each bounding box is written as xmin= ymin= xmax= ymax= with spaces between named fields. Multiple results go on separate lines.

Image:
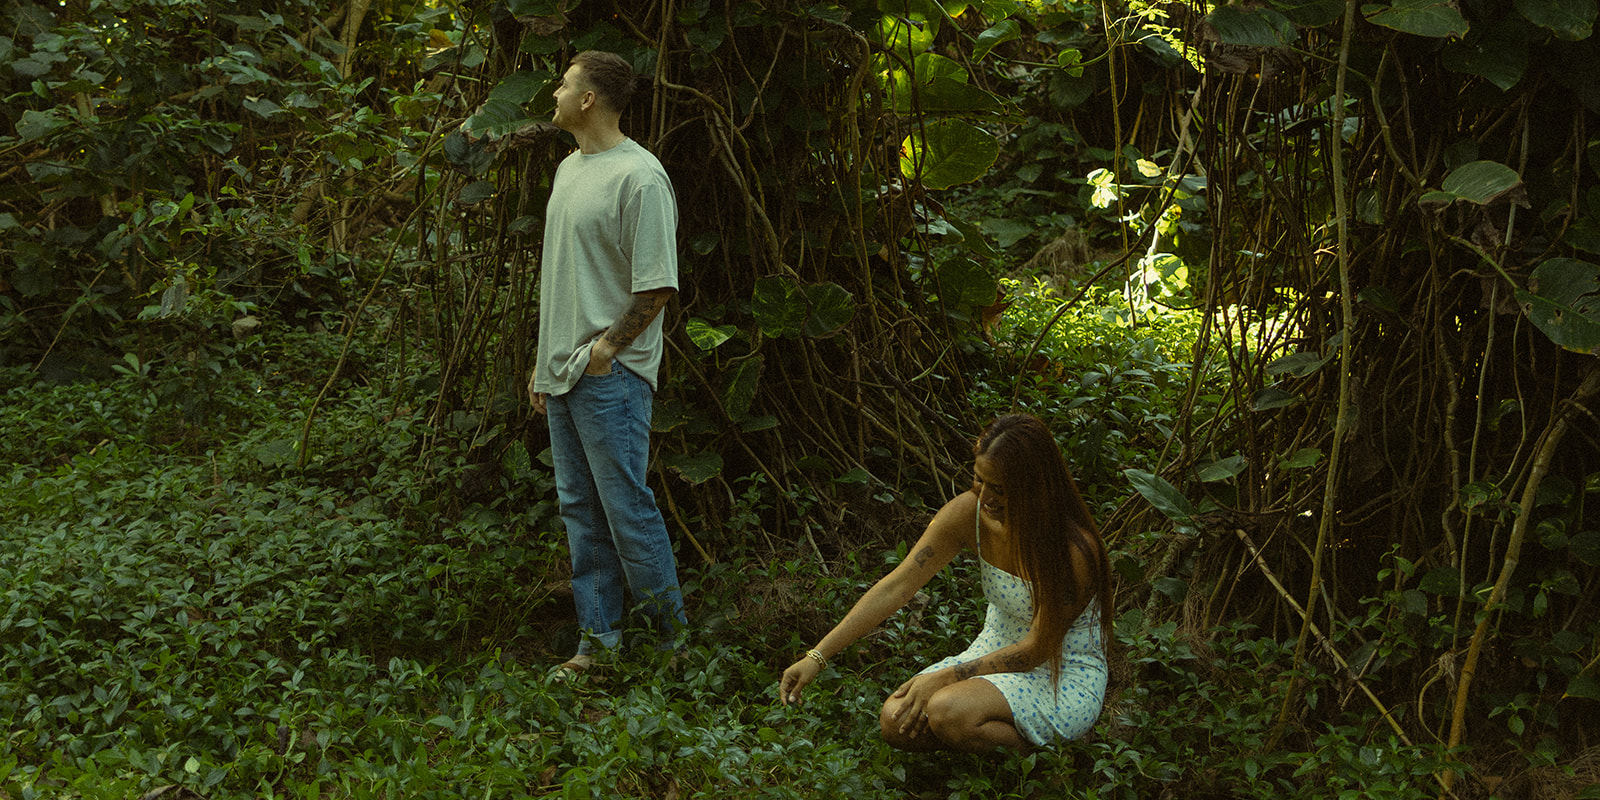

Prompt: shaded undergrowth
xmin=0 ymin=322 xmax=1456 ymax=799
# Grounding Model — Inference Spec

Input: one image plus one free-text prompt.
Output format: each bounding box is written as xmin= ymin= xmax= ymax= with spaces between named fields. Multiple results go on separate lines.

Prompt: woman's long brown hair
xmin=975 ymin=414 xmax=1113 ymax=683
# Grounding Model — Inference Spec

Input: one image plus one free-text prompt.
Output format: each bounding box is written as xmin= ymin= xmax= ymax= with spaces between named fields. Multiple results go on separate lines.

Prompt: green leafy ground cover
xmin=6 ymin=0 xmax=1599 ymax=795
xmin=1 ymin=311 xmax=1449 ymax=799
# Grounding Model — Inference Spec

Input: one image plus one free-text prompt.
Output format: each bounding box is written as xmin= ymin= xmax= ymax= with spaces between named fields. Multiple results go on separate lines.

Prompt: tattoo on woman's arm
xmin=914 ymin=546 xmax=935 ymax=568
xmin=953 ymin=650 xmax=1026 ymax=682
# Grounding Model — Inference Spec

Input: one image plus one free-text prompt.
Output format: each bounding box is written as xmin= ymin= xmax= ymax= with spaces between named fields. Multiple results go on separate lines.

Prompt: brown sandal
xmin=548 ymin=653 xmax=595 ymax=682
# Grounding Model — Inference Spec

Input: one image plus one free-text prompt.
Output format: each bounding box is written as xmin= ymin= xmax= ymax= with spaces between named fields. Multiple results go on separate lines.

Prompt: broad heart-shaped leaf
xmin=901 ymin=119 xmax=999 ymax=190
xmin=1516 ymin=258 xmax=1600 ymax=354
xmin=1253 ymin=387 xmax=1298 ymax=410
xmin=500 ymin=440 xmax=533 ymax=480
xmin=1366 ymin=0 xmax=1471 ymax=38
xmin=462 ymin=70 xmax=552 ymax=137
xmin=1442 ymin=160 xmax=1521 ymax=201
xmin=1441 ymin=23 xmax=1529 ymax=90
xmin=1572 ymin=218 xmax=1600 ymax=255
xmin=455 ymin=180 xmax=495 ymax=206
xmin=242 ymin=97 xmax=284 ymax=118
xmin=720 ymin=355 xmax=764 ymax=420
xmin=16 ymin=109 xmax=68 ymax=141
xmin=1517 ymin=0 xmax=1597 ymax=40
xmin=1421 ymin=160 xmax=1522 ymax=208
xmin=1266 ymin=350 xmax=1333 ymax=377
xmin=912 ymin=51 xmax=968 ymax=83
xmin=752 ymin=276 xmax=808 ymax=338
xmin=1208 ymin=5 xmax=1299 ymax=46
xmin=887 ymin=74 xmax=1003 ymax=115
xmin=462 ymin=100 xmax=536 ymax=139
xmin=935 ymin=256 xmax=999 ymax=307
xmin=942 ymin=214 xmax=1001 ymax=259
xmin=799 ymin=282 xmax=855 ymax=338
xmin=651 ymin=396 xmax=691 ymax=434
xmin=1125 ymin=469 xmax=1196 ymax=524
xmin=663 ymin=451 xmax=725 ymax=485
xmin=1565 ymin=674 xmax=1600 ymax=702
xmin=442 ymin=131 xmax=494 ymax=176
xmin=686 ymin=317 xmax=738 ymax=350
xmin=1195 ymin=455 xmax=1248 ymax=482
xmin=878 ymin=9 xmax=938 ymax=62
xmin=981 ymin=217 xmax=1033 ymax=249
xmin=973 ymin=19 xmax=1021 ymax=61
xmin=488 ymin=70 xmax=549 ymax=104
xmin=1280 ymin=447 xmax=1325 ymax=469
xmin=158 ymin=278 xmax=189 ymax=317
xmin=1056 ymin=49 xmax=1085 ymax=77
xmin=751 ymin=276 xmax=855 ymax=339
xmin=883 ymin=53 xmax=1002 ymax=115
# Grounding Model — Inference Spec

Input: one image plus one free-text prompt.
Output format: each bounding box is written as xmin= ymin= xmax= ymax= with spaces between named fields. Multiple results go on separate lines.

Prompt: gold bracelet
xmin=805 ymin=648 xmax=827 ymax=668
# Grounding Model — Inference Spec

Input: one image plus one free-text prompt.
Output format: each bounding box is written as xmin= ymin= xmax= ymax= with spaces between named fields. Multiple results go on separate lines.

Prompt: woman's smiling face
xmin=972 ymin=454 xmax=1007 ymax=522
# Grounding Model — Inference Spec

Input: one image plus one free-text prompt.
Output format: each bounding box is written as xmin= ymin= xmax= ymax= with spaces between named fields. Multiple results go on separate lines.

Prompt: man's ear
xmin=579 ymin=90 xmax=596 ymax=112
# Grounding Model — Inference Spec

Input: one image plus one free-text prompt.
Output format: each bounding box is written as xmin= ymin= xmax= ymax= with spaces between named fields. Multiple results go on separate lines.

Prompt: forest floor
xmin=0 ymin=320 xmax=1578 ymax=800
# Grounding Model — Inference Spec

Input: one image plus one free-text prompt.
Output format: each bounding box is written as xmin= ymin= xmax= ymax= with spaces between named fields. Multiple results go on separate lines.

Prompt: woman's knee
xmin=878 ymin=695 xmax=908 ymax=736
xmin=923 ymin=687 xmax=969 ymax=738
xmin=879 ymin=694 xmax=937 ymax=750
xmin=925 ymin=682 xmax=1022 ymax=750
xmin=928 ymin=694 xmax=960 ymax=736
xmin=877 ymin=698 xmax=898 ymax=736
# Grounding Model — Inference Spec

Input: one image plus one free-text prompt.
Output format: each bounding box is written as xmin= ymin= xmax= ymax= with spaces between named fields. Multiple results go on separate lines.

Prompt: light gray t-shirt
xmin=533 ymin=138 xmax=679 ymax=395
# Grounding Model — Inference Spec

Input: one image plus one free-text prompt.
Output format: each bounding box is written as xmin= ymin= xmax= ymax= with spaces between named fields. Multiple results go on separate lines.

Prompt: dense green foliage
xmin=0 ymin=315 xmax=1456 ymax=799
xmin=6 ymin=0 xmax=1600 ymax=796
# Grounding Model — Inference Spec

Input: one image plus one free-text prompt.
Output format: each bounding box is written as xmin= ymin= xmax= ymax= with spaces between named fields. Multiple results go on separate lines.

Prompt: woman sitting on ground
xmin=779 ymin=414 xmax=1113 ymax=752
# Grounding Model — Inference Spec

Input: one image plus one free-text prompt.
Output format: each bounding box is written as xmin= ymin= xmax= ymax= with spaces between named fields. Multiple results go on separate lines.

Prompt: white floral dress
xmin=915 ymin=511 xmax=1108 ymax=745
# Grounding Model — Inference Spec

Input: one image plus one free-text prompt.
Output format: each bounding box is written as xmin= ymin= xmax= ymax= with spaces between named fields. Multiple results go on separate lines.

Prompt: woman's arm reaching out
xmin=778 ymin=492 xmax=981 ymax=705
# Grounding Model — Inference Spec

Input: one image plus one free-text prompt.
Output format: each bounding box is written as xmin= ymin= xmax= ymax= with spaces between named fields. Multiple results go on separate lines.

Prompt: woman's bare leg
xmin=880 ymin=689 xmax=945 ymax=751
xmin=880 ymin=679 xmax=1031 ymax=753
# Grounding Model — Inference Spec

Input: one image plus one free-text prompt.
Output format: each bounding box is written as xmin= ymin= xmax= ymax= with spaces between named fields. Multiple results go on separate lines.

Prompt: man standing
xmin=527 ymin=51 xmax=685 ymax=678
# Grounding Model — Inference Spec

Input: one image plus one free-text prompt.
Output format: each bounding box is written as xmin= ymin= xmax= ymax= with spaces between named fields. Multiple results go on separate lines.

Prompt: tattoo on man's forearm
xmin=604 ymin=295 xmax=667 ymax=348
xmin=913 ymin=546 xmax=935 ymax=568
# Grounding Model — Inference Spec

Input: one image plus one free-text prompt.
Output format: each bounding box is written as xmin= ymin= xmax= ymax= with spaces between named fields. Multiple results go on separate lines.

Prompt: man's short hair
xmin=571 ymin=51 xmax=638 ymax=113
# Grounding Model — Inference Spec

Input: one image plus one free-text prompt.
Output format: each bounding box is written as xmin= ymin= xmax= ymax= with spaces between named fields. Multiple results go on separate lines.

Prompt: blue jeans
xmin=547 ymin=363 xmax=685 ymax=656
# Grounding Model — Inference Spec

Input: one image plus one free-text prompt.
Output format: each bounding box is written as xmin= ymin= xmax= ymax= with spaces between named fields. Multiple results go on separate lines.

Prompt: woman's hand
xmin=887 ymin=669 xmax=957 ymax=737
xmin=779 ymin=658 xmax=822 ymax=706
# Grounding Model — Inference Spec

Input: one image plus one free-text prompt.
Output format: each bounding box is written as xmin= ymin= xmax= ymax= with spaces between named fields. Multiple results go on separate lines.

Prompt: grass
xmin=0 ymin=317 xmax=1452 ymax=799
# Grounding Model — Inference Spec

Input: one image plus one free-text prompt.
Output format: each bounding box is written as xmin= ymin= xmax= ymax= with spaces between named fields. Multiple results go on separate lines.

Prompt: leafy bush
xmin=971 ymin=281 xmax=1210 ymax=494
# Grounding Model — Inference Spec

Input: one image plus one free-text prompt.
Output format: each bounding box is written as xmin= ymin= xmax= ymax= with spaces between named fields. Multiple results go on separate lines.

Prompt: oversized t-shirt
xmin=533 ymin=138 xmax=679 ymax=395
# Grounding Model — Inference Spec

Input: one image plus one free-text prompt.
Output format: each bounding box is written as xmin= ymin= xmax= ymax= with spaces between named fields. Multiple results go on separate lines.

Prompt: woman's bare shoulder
xmin=922 ymin=490 xmax=980 ymax=546
xmin=938 ymin=489 xmax=980 ymax=517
